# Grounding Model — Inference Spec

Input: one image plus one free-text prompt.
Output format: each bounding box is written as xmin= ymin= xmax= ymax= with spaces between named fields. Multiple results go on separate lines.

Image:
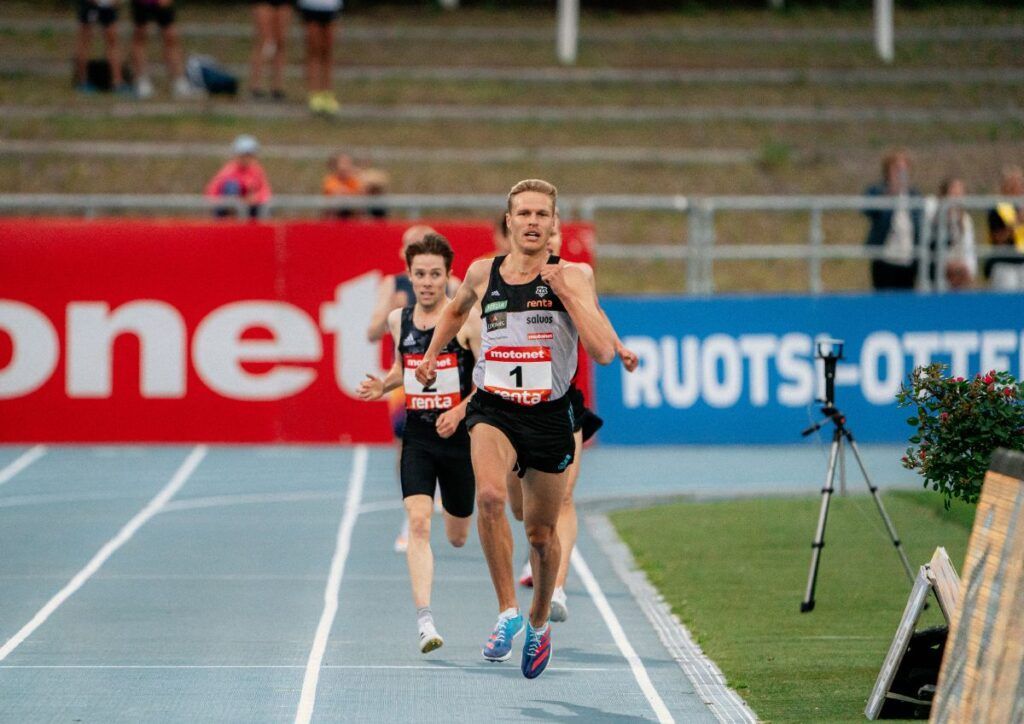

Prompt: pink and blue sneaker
xmin=521 ymin=621 xmax=552 ymax=679
xmin=482 ymin=608 xmax=524 ymax=662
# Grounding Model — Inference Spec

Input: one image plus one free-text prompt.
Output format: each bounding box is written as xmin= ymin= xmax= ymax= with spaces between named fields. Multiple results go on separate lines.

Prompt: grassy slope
xmin=611 ymin=491 xmax=974 ymax=722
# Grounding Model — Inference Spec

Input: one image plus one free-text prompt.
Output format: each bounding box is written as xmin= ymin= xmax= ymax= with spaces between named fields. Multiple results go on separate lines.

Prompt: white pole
xmin=557 ymin=0 xmax=579 ymax=66
xmin=438 ymin=0 xmax=458 ymax=9
xmin=874 ymin=0 xmax=894 ymax=64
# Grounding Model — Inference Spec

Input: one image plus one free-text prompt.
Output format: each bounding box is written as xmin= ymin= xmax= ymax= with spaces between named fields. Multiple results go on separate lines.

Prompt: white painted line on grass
xmin=0 ymin=445 xmax=207 ymax=663
xmin=295 ymin=445 xmax=368 ymax=724
xmin=0 ymin=445 xmax=46 ymax=488
xmin=571 ymin=548 xmax=675 ymax=724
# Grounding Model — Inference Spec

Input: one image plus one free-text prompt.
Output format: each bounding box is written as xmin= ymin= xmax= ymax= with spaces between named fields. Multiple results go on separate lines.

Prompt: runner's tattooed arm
xmin=415 ymin=259 xmax=486 ymax=385
xmin=357 ymin=308 xmax=404 ymax=400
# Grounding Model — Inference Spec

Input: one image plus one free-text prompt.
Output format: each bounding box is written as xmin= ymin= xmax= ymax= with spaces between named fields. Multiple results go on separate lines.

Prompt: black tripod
xmin=799 ymin=341 xmax=914 ymax=613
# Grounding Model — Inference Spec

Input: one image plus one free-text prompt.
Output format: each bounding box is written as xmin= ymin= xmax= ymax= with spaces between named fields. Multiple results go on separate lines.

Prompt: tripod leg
xmin=801 ymin=428 xmax=841 ymax=613
xmin=845 ymin=433 xmax=915 ymax=583
xmin=839 ymin=435 xmax=847 ymax=496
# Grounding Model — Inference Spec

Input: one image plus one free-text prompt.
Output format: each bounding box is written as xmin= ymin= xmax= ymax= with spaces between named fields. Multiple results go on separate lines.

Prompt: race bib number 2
xmin=483 ymin=346 xmax=552 ymax=406
xmin=404 ymin=353 xmax=461 ymax=411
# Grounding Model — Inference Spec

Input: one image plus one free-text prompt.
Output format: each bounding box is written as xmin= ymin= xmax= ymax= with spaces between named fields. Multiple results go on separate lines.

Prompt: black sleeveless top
xmin=398 ymin=305 xmax=475 ymax=426
xmin=473 ymin=254 xmax=579 ymax=404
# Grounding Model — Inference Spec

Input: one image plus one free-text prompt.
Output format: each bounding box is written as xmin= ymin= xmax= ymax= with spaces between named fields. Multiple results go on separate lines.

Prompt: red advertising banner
xmin=0 ymin=219 xmax=594 ymax=442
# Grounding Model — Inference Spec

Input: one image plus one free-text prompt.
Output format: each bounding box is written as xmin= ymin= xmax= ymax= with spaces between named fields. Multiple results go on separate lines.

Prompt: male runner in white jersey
xmin=357 ymin=233 xmax=480 ymax=654
xmin=416 ymin=179 xmax=616 ymax=679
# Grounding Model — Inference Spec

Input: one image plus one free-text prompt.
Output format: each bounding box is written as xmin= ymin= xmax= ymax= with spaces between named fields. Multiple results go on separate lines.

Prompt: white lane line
xmin=0 ymin=445 xmax=46 ymax=488
xmin=0 ymin=664 xmax=617 ymax=671
xmin=0 ymin=445 xmax=207 ymax=663
xmin=586 ymin=515 xmax=757 ymax=724
xmin=162 ymin=489 xmax=344 ymax=514
xmin=294 ymin=446 xmax=368 ymax=724
xmin=571 ymin=548 xmax=675 ymax=724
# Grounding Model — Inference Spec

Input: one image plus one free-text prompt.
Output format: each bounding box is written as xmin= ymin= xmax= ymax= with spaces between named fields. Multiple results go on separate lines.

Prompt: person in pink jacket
xmin=204 ymin=135 xmax=272 ymax=219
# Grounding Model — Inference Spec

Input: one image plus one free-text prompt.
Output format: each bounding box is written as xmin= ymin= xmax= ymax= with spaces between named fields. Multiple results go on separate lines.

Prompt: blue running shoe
xmin=482 ymin=609 xmax=524 ymax=662
xmin=521 ymin=621 xmax=552 ymax=679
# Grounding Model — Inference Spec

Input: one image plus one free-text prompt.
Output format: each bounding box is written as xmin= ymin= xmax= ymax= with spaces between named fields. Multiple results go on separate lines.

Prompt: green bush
xmin=897 ymin=363 xmax=1024 ymax=507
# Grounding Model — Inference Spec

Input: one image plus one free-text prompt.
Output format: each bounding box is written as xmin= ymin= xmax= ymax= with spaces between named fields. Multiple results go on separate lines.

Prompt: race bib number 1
xmin=483 ymin=345 xmax=552 ymax=406
xmin=404 ymin=353 xmax=461 ymax=411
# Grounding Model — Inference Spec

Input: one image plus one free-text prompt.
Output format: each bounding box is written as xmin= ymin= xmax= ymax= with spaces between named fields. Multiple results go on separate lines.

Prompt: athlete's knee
xmin=407 ymin=514 xmax=431 ymax=541
xmin=447 ymin=530 xmax=468 ymax=548
xmin=476 ymin=486 xmax=506 ymax=518
xmin=525 ymin=522 xmax=556 ymax=553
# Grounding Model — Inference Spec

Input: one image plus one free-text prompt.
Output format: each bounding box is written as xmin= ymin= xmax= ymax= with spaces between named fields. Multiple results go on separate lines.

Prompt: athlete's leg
xmin=404 ymin=493 xmax=434 ymax=609
xmin=443 ymin=511 xmax=470 ymax=548
xmin=102 ymin=22 xmax=124 ymax=87
xmin=470 ymin=423 xmax=518 ymax=613
xmin=554 ymin=430 xmax=583 ymax=589
xmin=506 ymin=471 xmax=524 ymax=521
xmin=74 ymin=23 xmax=93 ymax=86
xmin=521 ymin=468 xmax=568 ymax=627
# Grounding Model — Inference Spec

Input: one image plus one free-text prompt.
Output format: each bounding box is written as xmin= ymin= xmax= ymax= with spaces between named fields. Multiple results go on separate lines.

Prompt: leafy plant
xmin=896 ymin=364 xmax=1024 ymax=507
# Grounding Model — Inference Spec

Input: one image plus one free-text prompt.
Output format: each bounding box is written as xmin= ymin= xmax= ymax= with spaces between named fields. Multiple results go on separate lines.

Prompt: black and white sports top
xmin=474 ymin=255 xmax=579 ymax=405
xmin=398 ymin=306 xmax=474 ymax=423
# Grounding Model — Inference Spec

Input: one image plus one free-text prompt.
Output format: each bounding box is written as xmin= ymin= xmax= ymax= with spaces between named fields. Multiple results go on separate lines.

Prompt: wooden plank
xmin=925 ymin=547 xmax=960 ymax=626
xmin=865 ymin=566 xmax=932 ymax=720
xmin=930 ymin=448 xmax=1024 ymax=724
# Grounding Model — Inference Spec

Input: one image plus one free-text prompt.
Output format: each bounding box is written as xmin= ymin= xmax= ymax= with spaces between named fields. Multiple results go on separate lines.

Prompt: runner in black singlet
xmin=357 ymin=234 xmax=480 ymax=655
xmin=415 ymin=179 xmax=617 ymax=679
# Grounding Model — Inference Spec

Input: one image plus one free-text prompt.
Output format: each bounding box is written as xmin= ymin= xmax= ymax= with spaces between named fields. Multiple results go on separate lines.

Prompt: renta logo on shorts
xmin=526 ymin=299 xmax=553 ymax=309
xmin=483 ymin=300 xmax=508 ymax=314
xmin=527 ymin=314 xmax=553 ymax=325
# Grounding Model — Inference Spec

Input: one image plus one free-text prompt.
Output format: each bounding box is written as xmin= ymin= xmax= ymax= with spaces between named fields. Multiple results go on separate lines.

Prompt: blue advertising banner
xmin=595 ymin=292 xmax=1024 ymax=444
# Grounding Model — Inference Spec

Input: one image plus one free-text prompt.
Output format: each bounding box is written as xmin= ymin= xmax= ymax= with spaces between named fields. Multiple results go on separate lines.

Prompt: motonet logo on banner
xmin=596 ymin=295 xmax=1024 ymax=445
xmin=0 ymin=220 xmax=594 ymax=442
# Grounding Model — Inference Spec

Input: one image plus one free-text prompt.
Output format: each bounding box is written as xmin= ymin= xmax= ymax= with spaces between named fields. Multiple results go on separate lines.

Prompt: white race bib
xmin=483 ymin=346 xmax=552 ymax=406
xmin=404 ymin=353 xmax=461 ymax=411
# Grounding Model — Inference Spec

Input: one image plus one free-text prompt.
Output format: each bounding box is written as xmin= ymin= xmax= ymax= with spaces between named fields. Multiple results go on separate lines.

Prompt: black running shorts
xmin=78 ymin=1 xmax=119 ymax=27
xmin=299 ymin=8 xmax=338 ymax=24
xmin=400 ymin=419 xmax=474 ymax=519
xmin=466 ymin=390 xmax=575 ymax=477
xmin=131 ymin=1 xmax=176 ymax=28
xmin=567 ymin=385 xmax=604 ymax=443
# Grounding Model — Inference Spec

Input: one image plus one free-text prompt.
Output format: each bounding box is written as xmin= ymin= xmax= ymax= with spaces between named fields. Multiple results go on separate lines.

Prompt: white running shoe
xmin=549 ymin=586 xmax=568 ymax=622
xmin=418 ymin=619 xmax=443 ymax=654
xmin=134 ymin=76 xmax=154 ymax=100
xmin=518 ymin=560 xmax=533 ymax=588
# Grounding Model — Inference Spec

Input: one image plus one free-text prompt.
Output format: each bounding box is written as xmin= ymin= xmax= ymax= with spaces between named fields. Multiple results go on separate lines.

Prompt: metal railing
xmin=1 ymin=193 xmax=1019 ymax=295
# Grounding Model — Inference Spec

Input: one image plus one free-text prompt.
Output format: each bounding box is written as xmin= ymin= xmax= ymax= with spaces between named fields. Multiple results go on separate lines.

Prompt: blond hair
xmin=507 ymin=179 xmax=557 ymax=214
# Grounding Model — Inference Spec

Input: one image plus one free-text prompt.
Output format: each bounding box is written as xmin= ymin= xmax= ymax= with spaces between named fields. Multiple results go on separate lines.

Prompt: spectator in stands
xmin=248 ymin=0 xmax=292 ymax=101
xmin=322 ymin=152 xmax=364 ymax=218
xmin=360 ymin=167 xmax=391 ymax=219
xmin=863 ymin=148 xmax=923 ymax=290
xmin=925 ymin=177 xmax=976 ymax=290
xmin=130 ymin=0 xmax=202 ymax=99
xmin=296 ymin=0 xmax=342 ymax=115
xmin=204 ymin=135 xmax=272 ymax=220
xmin=984 ymin=166 xmax=1024 ymax=290
xmin=74 ymin=0 xmax=128 ymax=93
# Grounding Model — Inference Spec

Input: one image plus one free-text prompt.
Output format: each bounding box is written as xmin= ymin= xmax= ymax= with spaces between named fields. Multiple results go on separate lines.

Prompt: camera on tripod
xmin=815 ymin=338 xmax=844 ymax=409
xmin=799 ymin=336 xmax=914 ymax=613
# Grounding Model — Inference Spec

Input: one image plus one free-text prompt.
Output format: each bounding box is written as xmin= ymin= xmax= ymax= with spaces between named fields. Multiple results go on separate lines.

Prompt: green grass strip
xmin=610 ymin=491 xmax=973 ymax=723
